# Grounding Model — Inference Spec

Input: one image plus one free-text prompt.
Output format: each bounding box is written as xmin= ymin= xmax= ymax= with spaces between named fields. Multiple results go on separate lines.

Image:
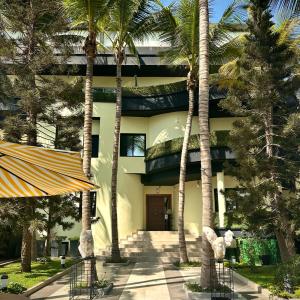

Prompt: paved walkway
xmin=29 ymin=261 xmax=264 ymax=300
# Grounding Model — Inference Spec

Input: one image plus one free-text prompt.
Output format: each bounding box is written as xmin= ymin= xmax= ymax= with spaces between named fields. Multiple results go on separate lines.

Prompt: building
xmin=1 ymin=36 xmax=241 ymax=255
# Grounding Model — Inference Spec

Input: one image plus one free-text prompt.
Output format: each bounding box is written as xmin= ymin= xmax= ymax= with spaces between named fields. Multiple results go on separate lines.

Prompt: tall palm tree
xmin=271 ymin=0 xmax=300 ymax=14
xmin=158 ymin=0 xmax=243 ymax=264
xmin=63 ymin=0 xmax=112 ymax=248
xmin=105 ymin=0 xmax=157 ymax=262
xmin=199 ymin=0 xmax=213 ymax=289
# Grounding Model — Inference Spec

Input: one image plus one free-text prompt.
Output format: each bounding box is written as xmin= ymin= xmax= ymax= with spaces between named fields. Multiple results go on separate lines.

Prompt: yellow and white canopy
xmin=0 ymin=141 xmax=96 ymax=198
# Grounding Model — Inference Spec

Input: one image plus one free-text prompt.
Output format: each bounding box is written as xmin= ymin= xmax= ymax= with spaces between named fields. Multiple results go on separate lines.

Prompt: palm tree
xmin=199 ymin=0 xmax=213 ymax=289
xmin=105 ymin=0 xmax=157 ymax=262
xmin=271 ymin=0 xmax=300 ymax=14
xmin=158 ymin=0 xmax=243 ymax=264
xmin=63 ymin=0 xmax=112 ymax=248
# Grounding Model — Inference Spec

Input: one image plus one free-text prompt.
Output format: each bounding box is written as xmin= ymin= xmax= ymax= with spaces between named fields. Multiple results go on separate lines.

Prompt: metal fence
xmin=69 ymin=257 xmax=103 ymax=300
xmin=210 ymin=259 xmax=234 ymax=300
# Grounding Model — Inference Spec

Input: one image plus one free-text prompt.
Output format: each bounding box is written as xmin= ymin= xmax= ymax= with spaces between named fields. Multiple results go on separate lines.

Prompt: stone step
xmin=120 ymin=239 xmax=201 ymax=245
xmin=126 ymin=255 xmax=200 ymax=263
xmin=122 ymin=242 xmax=198 ymax=247
xmin=118 ymin=245 xmax=201 ymax=251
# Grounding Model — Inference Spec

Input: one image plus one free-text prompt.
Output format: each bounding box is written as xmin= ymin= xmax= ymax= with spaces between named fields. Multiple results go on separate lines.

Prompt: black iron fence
xmin=69 ymin=257 xmax=102 ymax=300
xmin=210 ymin=259 xmax=234 ymax=300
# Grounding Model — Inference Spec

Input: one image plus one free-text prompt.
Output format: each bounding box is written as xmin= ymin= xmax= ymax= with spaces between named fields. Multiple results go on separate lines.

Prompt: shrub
xmin=238 ymin=238 xmax=280 ymax=265
xmin=7 ymin=282 xmax=27 ymax=294
xmin=271 ymin=255 xmax=300 ymax=297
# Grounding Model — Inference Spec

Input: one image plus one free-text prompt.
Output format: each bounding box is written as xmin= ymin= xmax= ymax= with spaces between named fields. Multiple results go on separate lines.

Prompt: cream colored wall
xmin=54 ymin=219 xmax=82 ymax=239
xmin=147 ymin=114 xmax=240 ymax=147
xmin=92 ymin=102 xmax=147 ymax=251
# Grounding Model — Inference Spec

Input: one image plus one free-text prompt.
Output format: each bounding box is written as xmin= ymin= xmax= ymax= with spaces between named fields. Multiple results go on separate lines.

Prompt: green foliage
xmin=239 ymin=238 xmax=280 ymax=265
xmin=271 ymin=255 xmax=300 ymax=297
xmin=95 ymin=279 xmax=110 ymax=289
xmin=235 ymin=263 xmax=300 ymax=298
xmin=0 ymin=259 xmax=76 ymax=289
xmin=185 ymin=282 xmax=204 ymax=292
xmin=236 ymin=265 xmax=277 ymax=288
xmin=174 ymin=261 xmax=202 ymax=268
xmin=218 ymin=0 xmax=300 ymax=251
xmin=185 ymin=282 xmax=232 ymax=293
xmin=6 ymin=282 xmax=27 ymax=294
xmin=145 ymin=131 xmax=229 ymax=161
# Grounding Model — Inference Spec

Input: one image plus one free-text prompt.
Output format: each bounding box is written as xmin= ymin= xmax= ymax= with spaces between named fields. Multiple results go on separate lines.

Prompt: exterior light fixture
xmin=1 ymin=273 xmax=8 ymax=290
xmin=60 ymin=255 xmax=66 ymax=269
xmin=156 ymin=186 xmax=160 ymax=194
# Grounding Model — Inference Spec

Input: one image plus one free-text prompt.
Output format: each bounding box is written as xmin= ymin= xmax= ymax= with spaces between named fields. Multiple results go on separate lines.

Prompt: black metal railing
xmin=210 ymin=259 xmax=234 ymax=300
xmin=69 ymin=257 xmax=102 ymax=300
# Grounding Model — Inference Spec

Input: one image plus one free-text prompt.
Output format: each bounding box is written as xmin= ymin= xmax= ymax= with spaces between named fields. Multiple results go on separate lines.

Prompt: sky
xmin=161 ymin=0 xmax=234 ymax=22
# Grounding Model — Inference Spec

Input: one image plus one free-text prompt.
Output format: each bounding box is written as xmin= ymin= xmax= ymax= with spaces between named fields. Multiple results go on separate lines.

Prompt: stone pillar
xmin=217 ymin=171 xmax=226 ymax=228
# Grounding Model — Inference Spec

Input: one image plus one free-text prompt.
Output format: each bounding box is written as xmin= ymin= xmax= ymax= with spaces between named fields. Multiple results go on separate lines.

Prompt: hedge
xmin=238 ymin=238 xmax=280 ymax=265
xmin=145 ymin=131 xmax=230 ymax=161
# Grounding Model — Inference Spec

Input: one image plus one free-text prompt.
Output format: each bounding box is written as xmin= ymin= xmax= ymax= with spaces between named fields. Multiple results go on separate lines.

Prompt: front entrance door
xmin=146 ymin=195 xmax=171 ymax=231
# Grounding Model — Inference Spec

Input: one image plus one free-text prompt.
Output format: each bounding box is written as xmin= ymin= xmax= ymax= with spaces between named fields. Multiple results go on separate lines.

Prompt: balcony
xmin=93 ymin=83 xmax=230 ymax=117
xmin=141 ymin=133 xmax=235 ymax=186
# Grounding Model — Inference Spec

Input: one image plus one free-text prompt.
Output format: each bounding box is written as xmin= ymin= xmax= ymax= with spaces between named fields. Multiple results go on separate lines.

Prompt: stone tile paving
xmin=29 ymin=260 xmax=267 ymax=300
xmin=119 ymin=262 xmax=170 ymax=300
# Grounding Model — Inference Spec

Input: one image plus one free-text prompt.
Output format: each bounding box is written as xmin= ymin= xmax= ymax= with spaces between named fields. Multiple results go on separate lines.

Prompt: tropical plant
xmin=199 ymin=0 xmax=214 ymax=289
xmin=105 ymin=0 xmax=158 ymax=262
xmin=157 ymin=0 xmax=244 ymax=263
xmin=219 ymin=0 xmax=300 ymax=262
xmin=63 ymin=0 xmax=113 ymax=256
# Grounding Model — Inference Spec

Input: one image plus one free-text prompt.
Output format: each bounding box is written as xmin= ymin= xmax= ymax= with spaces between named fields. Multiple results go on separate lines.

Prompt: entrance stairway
xmin=98 ymin=231 xmax=202 ymax=263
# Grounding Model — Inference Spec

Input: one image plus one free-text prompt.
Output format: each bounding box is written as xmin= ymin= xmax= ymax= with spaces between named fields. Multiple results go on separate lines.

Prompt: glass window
xmin=92 ymin=135 xmax=99 ymax=158
xmin=120 ymin=134 xmax=146 ymax=157
xmin=90 ymin=191 xmax=97 ymax=217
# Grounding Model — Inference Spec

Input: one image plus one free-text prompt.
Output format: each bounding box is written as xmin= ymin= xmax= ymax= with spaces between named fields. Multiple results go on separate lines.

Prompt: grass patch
xmin=0 ymin=258 xmax=76 ymax=289
xmin=235 ymin=265 xmax=300 ymax=299
xmin=174 ymin=261 xmax=202 ymax=269
xmin=235 ymin=265 xmax=277 ymax=289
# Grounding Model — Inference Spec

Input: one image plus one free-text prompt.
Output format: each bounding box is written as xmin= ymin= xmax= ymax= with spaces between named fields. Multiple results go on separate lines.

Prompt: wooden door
xmin=146 ymin=195 xmax=171 ymax=231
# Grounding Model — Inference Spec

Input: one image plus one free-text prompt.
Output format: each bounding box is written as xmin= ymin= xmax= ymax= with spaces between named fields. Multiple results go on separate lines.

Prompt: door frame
xmin=146 ymin=194 xmax=172 ymax=231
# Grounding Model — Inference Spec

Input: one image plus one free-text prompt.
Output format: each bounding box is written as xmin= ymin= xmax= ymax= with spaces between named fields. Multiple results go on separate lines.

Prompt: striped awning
xmin=0 ymin=141 xmax=96 ymax=198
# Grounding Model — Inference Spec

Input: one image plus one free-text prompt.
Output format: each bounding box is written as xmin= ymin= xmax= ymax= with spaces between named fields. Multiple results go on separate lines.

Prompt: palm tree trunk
xmin=82 ymin=34 xmax=96 ymax=284
xmin=110 ymin=55 xmax=123 ymax=262
xmin=21 ymin=224 xmax=32 ymax=272
xmin=178 ymin=75 xmax=195 ymax=264
xmin=82 ymin=54 xmax=94 ymax=233
xmin=199 ymin=0 xmax=215 ymax=288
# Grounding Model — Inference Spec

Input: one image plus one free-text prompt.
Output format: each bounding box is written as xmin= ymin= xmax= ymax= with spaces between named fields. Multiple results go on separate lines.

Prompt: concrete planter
xmin=183 ymin=283 xmax=246 ymax=300
xmin=103 ymin=259 xmax=131 ymax=267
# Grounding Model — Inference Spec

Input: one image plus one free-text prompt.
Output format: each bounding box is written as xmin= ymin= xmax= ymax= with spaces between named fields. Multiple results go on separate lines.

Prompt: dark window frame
xmin=90 ymin=191 xmax=97 ymax=217
xmin=120 ymin=133 xmax=146 ymax=157
xmin=91 ymin=135 xmax=99 ymax=158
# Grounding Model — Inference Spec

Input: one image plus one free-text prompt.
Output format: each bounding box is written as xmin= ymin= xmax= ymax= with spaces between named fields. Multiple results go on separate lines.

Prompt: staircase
xmin=98 ymin=231 xmax=202 ymax=263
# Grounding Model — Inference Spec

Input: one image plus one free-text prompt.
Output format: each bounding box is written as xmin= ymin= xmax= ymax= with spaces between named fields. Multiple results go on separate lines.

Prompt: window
xmin=214 ymin=188 xmax=240 ymax=213
xmin=92 ymin=135 xmax=99 ymax=158
xmin=90 ymin=191 xmax=97 ymax=217
xmin=120 ymin=134 xmax=146 ymax=157
xmin=78 ymin=191 xmax=97 ymax=217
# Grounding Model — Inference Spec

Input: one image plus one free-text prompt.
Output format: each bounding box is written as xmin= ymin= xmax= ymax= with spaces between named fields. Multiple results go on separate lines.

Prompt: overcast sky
xmin=161 ymin=0 xmax=234 ymax=22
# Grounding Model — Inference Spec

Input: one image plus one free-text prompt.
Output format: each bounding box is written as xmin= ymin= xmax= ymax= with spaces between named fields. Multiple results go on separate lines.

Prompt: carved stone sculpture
xmin=78 ymin=230 xmax=94 ymax=258
xmin=203 ymin=226 xmax=235 ymax=260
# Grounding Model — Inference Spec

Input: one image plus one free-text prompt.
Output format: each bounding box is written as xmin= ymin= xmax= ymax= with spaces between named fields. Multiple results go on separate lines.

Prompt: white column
xmin=217 ymin=171 xmax=226 ymax=228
